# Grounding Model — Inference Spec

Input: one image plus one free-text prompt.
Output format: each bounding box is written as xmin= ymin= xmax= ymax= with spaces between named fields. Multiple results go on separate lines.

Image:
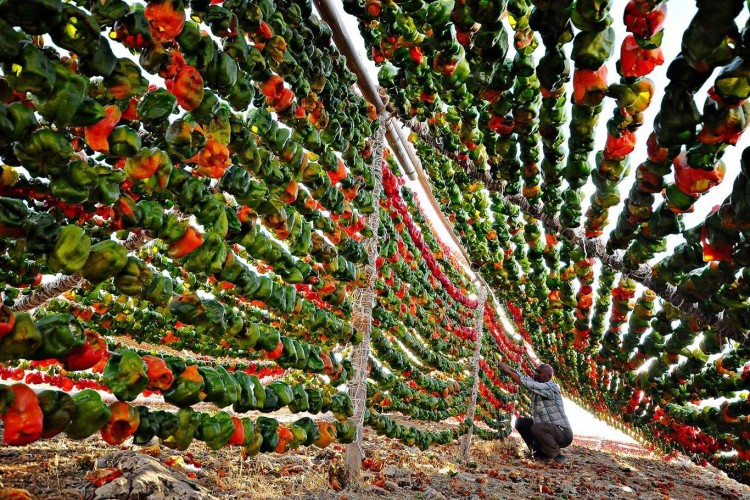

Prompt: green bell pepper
xmin=262 ymin=386 xmax=279 ymax=412
xmin=34 ymin=314 xmax=84 ymax=359
xmin=293 ymin=417 xmax=318 ymax=446
xmin=47 ymin=225 xmax=92 ymax=275
xmin=0 ymin=312 xmax=42 ymax=361
xmin=276 ymin=336 xmax=298 ymax=369
xmin=49 ymin=4 xmax=101 ymax=56
xmin=91 ymin=0 xmax=129 ymax=27
xmin=267 ymin=381 xmax=293 ymax=407
xmin=571 ymin=26 xmax=615 ymax=70
xmin=37 ymin=390 xmax=77 ymax=439
xmin=0 ymin=197 xmax=29 ymax=231
xmin=133 ymin=406 xmax=160 ymax=444
xmin=13 ymin=128 xmax=73 ymax=178
xmin=138 ymin=88 xmax=178 ymax=123
xmin=163 ymin=365 xmax=206 ymax=407
xmin=256 ymin=416 xmax=279 ymax=452
xmin=306 ymin=388 xmax=323 ymax=414
xmin=182 ymin=232 xmax=227 ymax=275
xmin=3 ymin=43 xmax=55 ymax=95
xmin=256 ymin=325 xmax=280 ymax=351
xmin=0 ymin=102 xmax=38 ymax=145
xmin=104 ymin=58 xmax=149 ymax=100
xmin=109 ymin=125 xmax=142 ymax=157
xmin=65 ymin=390 xmax=112 ymax=440
xmin=75 ymin=37 xmax=118 ymax=76
xmin=157 ymin=213 xmax=188 ymax=244
xmin=288 ymin=383 xmax=309 ymax=413
xmin=198 ymin=366 xmax=227 ymax=405
xmin=242 ymin=419 xmax=264 ymax=457
xmin=215 ymin=366 xmax=240 ymax=408
xmin=81 ymin=240 xmax=129 ymax=285
xmin=103 ymin=349 xmax=149 ymax=402
xmin=196 ymin=410 xmax=235 ymax=450
xmin=34 ymin=60 xmax=96 ymax=128
xmin=232 ymin=371 xmax=257 ymax=412
xmin=0 ymin=0 xmax=63 ymax=34
xmin=335 ymin=420 xmax=357 ymax=443
xmin=113 ymin=256 xmax=153 ymax=296
xmin=287 ymin=423 xmax=307 ymax=449
xmin=161 ymin=408 xmax=201 ymax=451
xmin=154 ymin=410 xmax=180 ymax=440
xmin=331 ymin=392 xmax=354 ymax=422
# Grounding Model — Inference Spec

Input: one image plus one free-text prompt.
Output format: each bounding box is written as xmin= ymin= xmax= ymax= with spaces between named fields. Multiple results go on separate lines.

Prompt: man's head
xmin=533 ymin=363 xmax=554 ymax=383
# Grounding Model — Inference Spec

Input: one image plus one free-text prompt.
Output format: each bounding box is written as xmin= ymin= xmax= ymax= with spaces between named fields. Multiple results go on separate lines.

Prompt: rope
xmin=12 ymin=231 xmax=153 ymax=312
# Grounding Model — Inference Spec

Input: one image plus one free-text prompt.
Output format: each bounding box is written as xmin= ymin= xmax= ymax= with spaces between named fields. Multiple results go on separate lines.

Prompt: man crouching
xmin=498 ymin=362 xmax=573 ymax=463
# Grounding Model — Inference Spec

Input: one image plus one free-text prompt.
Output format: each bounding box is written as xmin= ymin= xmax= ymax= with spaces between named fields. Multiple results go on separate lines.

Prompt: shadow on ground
xmin=0 ymin=425 xmax=748 ymax=499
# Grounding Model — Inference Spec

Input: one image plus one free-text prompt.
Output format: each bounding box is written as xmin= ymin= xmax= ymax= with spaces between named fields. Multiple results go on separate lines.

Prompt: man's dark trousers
xmin=515 ymin=418 xmax=574 ymax=458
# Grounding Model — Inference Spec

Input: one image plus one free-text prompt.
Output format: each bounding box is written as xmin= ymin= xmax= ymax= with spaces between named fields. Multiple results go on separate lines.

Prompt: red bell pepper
xmin=195 ymin=140 xmax=231 ymax=179
xmin=144 ymin=0 xmax=185 ymax=41
xmin=101 ymin=401 xmax=140 ymax=445
xmin=124 ymin=147 xmax=172 ymax=185
xmin=604 ymin=130 xmax=637 ymax=159
xmin=619 ymin=35 xmax=664 ymax=78
xmin=275 ymin=425 xmax=294 ymax=453
xmin=166 ymin=65 xmax=204 ymax=111
xmin=624 ymin=1 xmax=667 ymax=39
xmin=313 ymin=421 xmax=337 ymax=448
xmin=84 ymin=106 xmax=122 ymax=153
xmin=266 ymin=340 xmax=284 ymax=360
xmin=488 ymin=114 xmax=515 ymax=134
xmin=260 ymin=76 xmax=296 ymax=112
xmin=0 ymin=306 xmax=15 ymax=339
xmin=573 ymin=66 xmax=608 ymax=106
xmin=3 ymin=384 xmax=43 ymax=446
xmin=409 ymin=46 xmax=424 ymax=65
xmin=260 ymin=75 xmax=285 ymax=99
xmin=60 ymin=330 xmax=108 ymax=371
xmin=646 ymin=132 xmax=670 ymax=163
xmin=167 ymin=226 xmax=204 ymax=258
xmin=328 ymin=159 xmax=347 ymax=185
xmin=228 ymin=416 xmax=245 ymax=446
xmin=142 ymin=355 xmax=174 ymax=391
xmin=280 ymin=180 xmax=299 ymax=204
xmin=702 ymin=208 xmax=734 ymax=262
xmin=673 ymin=152 xmax=726 ymax=197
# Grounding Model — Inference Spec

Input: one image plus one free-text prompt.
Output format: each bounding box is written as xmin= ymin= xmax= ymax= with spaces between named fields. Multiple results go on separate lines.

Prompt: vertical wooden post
xmin=461 ymin=286 xmax=488 ymax=460
xmin=344 ymin=114 xmax=387 ymax=486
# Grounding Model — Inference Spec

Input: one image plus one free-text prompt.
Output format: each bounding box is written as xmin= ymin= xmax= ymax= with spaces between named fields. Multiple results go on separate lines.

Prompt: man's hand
xmin=499 ymin=362 xmax=521 ymax=383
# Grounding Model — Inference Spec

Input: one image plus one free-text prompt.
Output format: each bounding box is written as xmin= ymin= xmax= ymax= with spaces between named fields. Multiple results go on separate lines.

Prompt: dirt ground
xmin=1 ymin=417 xmax=749 ymax=500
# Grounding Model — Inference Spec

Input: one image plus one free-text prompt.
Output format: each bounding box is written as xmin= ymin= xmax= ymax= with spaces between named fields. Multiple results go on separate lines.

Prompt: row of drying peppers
xmin=0 ymin=382 xmax=355 ymax=453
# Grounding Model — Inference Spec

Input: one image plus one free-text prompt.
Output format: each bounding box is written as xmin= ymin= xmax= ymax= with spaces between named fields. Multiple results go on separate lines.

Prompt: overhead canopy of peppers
xmin=2 ymin=0 xmax=750 ymax=485
xmin=0 ymin=0 xmax=518 ymax=464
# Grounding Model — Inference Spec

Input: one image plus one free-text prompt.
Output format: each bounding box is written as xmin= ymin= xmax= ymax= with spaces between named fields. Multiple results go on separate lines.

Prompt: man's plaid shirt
xmin=519 ymin=375 xmax=571 ymax=429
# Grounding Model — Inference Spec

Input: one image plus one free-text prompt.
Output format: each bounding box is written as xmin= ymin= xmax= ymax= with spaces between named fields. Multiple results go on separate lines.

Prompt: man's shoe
xmin=553 ymin=454 xmax=566 ymax=463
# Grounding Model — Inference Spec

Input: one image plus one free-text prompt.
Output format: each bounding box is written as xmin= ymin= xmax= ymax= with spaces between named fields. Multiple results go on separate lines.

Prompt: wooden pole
xmin=343 ymin=114 xmax=386 ymax=487
xmin=311 ymin=0 xmax=417 ymax=180
xmin=460 ymin=285 xmax=488 ymax=460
